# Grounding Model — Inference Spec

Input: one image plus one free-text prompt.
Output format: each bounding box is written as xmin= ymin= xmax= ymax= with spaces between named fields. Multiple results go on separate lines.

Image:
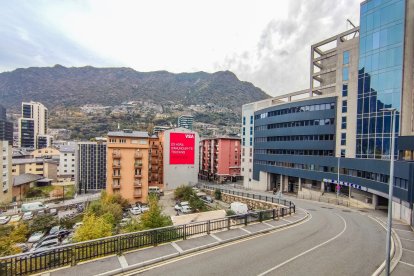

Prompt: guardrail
xmin=0 ymin=204 xmax=293 ymax=275
xmin=199 ymin=184 xmax=296 ymax=214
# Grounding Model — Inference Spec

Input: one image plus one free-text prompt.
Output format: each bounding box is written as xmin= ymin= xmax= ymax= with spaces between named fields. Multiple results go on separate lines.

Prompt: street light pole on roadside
xmin=381 ymin=107 xmax=397 ymax=276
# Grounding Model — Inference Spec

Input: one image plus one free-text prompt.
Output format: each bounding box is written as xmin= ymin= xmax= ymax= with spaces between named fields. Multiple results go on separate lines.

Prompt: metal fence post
xmin=227 ymin=217 xmax=231 ymax=230
xmin=273 ymin=209 xmax=276 ymax=220
xmin=245 ymin=214 xmax=248 ymax=225
xmin=153 ymin=229 xmax=158 ymax=246
xmin=71 ymin=247 xmax=77 ymax=266
xmin=259 ymin=211 xmax=263 ymax=222
xmin=183 ymin=225 xmax=187 ymax=240
xmin=207 ymin=220 xmax=210 ymax=235
xmin=117 ymin=236 xmax=122 ymax=255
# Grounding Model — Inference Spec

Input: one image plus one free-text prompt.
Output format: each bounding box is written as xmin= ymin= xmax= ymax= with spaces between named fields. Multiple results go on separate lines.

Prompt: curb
xmin=98 ymin=210 xmax=310 ymax=276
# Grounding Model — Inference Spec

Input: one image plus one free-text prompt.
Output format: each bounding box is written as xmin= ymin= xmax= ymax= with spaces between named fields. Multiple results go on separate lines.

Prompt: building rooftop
xmin=12 ymin=158 xmax=44 ymax=165
xmin=108 ymin=130 xmax=151 ymax=138
xmin=13 ymin=174 xmax=44 ymax=187
xmin=59 ymin=145 xmax=76 ymax=153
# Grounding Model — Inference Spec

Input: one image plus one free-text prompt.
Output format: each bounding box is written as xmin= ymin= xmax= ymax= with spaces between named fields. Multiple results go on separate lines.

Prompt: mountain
xmin=0 ymin=65 xmax=270 ymax=111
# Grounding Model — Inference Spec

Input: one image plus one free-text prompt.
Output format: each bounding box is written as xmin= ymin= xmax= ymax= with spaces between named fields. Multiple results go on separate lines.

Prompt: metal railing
xmin=0 ymin=207 xmax=293 ymax=275
xmin=198 ymin=184 xmax=296 ymax=214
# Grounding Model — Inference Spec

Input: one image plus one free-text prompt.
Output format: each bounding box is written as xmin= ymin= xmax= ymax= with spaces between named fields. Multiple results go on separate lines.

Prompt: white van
xmin=21 ymin=202 xmax=48 ymax=213
xmin=230 ymin=202 xmax=248 ymax=215
xmin=148 ymin=186 xmax=164 ymax=196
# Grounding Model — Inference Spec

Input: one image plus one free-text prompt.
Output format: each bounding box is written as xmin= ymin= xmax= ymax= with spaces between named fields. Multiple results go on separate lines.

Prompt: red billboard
xmin=170 ymin=132 xmax=195 ymax=165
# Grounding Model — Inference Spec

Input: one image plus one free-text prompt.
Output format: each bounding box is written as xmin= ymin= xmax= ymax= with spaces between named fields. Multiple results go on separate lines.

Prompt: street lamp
xmin=381 ymin=107 xmax=397 ymax=276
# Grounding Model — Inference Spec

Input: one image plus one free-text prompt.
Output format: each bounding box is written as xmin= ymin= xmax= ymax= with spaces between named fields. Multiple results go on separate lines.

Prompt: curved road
xmin=128 ymin=199 xmax=386 ymax=276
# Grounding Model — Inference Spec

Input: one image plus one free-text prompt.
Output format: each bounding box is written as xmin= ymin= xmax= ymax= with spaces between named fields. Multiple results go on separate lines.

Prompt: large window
xmin=342 ymin=100 xmax=347 ymax=113
xmin=343 ymin=51 xmax=350 ymax=65
xmin=342 ymin=67 xmax=349 ymax=81
xmin=342 ymin=84 xmax=348 ymax=97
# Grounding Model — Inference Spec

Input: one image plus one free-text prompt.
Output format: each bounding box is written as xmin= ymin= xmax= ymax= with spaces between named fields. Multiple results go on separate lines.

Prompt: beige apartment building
xmin=106 ymin=130 xmax=163 ymax=204
xmin=0 ymin=141 xmax=13 ymax=204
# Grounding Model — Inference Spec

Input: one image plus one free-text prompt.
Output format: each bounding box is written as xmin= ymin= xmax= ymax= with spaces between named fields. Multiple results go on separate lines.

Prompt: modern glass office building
xmin=242 ymin=0 xmax=414 ymax=225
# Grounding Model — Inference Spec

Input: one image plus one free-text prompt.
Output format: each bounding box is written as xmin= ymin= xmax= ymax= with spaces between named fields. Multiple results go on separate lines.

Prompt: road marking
xmin=123 ymin=212 xmax=312 ymax=275
xmin=257 ymin=213 xmax=347 ymax=276
xmin=240 ymin=227 xmax=252 ymax=234
xmin=171 ymin=242 xmax=184 ymax=253
xmin=118 ymin=255 xmax=128 ymax=269
xmin=262 ymin=222 xmax=274 ymax=228
xmin=399 ymin=237 xmax=414 ymax=242
xmin=210 ymin=234 xmax=222 ymax=242
xmin=282 ymin=218 xmax=293 ymax=223
xmin=403 ymin=248 xmax=414 ymax=253
xmin=399 ymin=261 xmax=414 ymax=268
xmin=394 ymin=228 xmax=413 ymax=233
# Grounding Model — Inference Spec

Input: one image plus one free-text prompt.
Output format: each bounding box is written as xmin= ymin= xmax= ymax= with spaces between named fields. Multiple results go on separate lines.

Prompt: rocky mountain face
xmin=0 ymin=65 xmax=270 ymax=111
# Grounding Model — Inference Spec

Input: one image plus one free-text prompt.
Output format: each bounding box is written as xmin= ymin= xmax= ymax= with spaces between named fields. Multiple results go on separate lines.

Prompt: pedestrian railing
xmin=198 ymin=184 xmax=296 ymax=214
xmin=297 ymin=193 xmax=350 ymax=207
xmin=0 ymin=204 xmax=294 ymax=275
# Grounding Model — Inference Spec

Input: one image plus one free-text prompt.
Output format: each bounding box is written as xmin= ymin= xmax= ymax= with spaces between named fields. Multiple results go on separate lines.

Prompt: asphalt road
xmin=130 ymin=199 xmax=386 ymax=276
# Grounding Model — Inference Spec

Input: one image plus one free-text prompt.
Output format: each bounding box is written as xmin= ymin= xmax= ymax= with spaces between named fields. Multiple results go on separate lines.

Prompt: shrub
xmin=226 ymin=209 xmax=236 ymax=216
xmin=29 ymin=214 xmax=58 ymax=234
xmin=174 ymin=185 xmax=194 ymax=201
xmin=214 ymin=189 xmax=222 ymax=200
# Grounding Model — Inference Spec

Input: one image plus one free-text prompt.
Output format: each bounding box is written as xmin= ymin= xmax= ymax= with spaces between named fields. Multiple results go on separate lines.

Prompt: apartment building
xmin=0 ymin=141 xmax=12 ymax=204
xmin=58 ymin=145 xmax=76 ymax=180
xmin=199 ymin=137 xmax=241 ymax=183
xmin=75 ymin=141 xmax=106 ymax=193
xmin=106 ymin=130 xmax=163 ymax=204
xmin=0 ymin=105 xmax=13 ymax=146
xmin=18 ymin=101 xmax=48 ymax=149
xmin=177 ymin=115 xmax=194 ymax=130
xmin=11 ymin=158 xmax=58 ymax=181
xmin=243 ymin=0 xmax=414 ymax=225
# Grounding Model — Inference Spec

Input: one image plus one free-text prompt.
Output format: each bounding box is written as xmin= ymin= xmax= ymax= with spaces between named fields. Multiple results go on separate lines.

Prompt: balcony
xmin=134 ymin=174 xmax=142 ymax=178
xmin=112 ymin=175 xmax=121 ymax=179
xmin=151 ymin=159 xmax=158 ymax=164
xmin=134 ymin=181 xmax=142 ymax=187
xmin=112 ymin=163 xmax=121 ymax=168
xmin=151 ymin=144 xmax=158 ymax=148
xmin=151 ymin=152 xmax=158 ymax=157
xmin=112 ymin=183 xmax=121 ymax=189
xmin=135 ymin=152 xmax=143 ymax=159
xmin=151 ymin=166 xmax=159 ymax=171
xmin=134 ymin=163 xmax=143 ymax=168
xmin=133 ymin=191 xmax=142 ymax=198
xmin=112 ymin=152 xmax=121 ymax=159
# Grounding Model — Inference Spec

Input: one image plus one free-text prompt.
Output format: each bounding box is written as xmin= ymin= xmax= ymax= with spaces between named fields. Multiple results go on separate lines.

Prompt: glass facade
xmin=356 ymin=0 xmax=405 ymax=159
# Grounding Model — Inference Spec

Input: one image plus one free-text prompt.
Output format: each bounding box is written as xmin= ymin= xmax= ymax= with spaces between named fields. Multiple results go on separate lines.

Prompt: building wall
xmin=58 ymin=150 xmax=76 ymax=178
xmin=43 ymin=162 xmax=58 ymax=181
xmin=31 ymin=148 xmax=60 ymax=158
xmin=106 ymin=134 xmax=152 ymax=204
xmin=75 ymin=142 xmax=107 ymax=192
xmin=162 ymin=128 xmax=199 ymax=190
xmin=12 ymin=161 xmax=44 ymax=176
xmin=0 ymin=141 xmax=12 ymax=204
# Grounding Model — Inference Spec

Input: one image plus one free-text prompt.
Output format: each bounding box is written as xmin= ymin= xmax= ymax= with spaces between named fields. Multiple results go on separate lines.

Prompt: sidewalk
xmin=43 ymin=210 xmax=308 ymax=276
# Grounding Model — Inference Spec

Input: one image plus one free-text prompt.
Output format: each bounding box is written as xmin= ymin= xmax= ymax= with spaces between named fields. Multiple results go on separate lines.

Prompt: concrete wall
xmin=163 ymin=128 xmax=199 ymax=190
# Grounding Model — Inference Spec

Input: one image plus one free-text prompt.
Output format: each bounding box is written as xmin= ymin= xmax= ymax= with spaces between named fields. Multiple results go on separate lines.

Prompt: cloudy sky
xmin=0 ymin=0 xmax=361 ymax=96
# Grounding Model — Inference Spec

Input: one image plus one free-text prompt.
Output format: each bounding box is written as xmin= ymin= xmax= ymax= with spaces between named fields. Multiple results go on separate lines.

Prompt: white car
xmin=180 ymin=205 xmax=192 ymax=214
xmin=120 ymin=218 xmax=132 ymax=227
xmin=129 ymin=207 xmax=141 ymax=215
xmin=28 ymin=232 xmax=46 ymax=243
xmin=0 ymin=216 xmax=10 ymax=225
xmin=22 ymin=212 xmax=34 ymax=221
xmin=10 ymin=215 xmax=22 ymax=223
xmin=174 ymin=201 xmax=189 ymax=211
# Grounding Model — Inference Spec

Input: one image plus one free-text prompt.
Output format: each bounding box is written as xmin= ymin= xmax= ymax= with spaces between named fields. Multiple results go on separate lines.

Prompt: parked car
xmin=0 ymin=216 xmax=10 ymax=225
xmin=10 ymin=215 xmax=22 ymax=223
xmin=49 ymin=208 xmax=58 ymax=216
xmin=174 ymin=201 xmax=189 ymax=211
xmin=49 ymin=226 xmax=61 ymax=235
xmin=27 ymin=232 xmax=46 ymax=243
xmin=34 ymin=234 xmax=58 ymax=248
xmin=129 ymin=207 xmax=141 ymax=215
xmin=32 ymin=239 xmax=60 ymax=252
xmin=37 ymin=210 xmax=45 ymax=216
xmin=22 ymin=212 xmax=34 ymax=221
xmin=230 ymin=202 xmax=248 ymax=215
xmin=138 ymin=204 xmax=149 ymax=213
xmin=148 ymin=186 xmax=164 ymax=196
xmin=21 ymin=202 xmax=48 ymax=213
xmin=180 ymin=205 xmax=192 ymax=214
xmin=73 ymin=222 xmax=83 ymax=230
xmin=201 ymin=195 xmax=214 ymax=203
xmin=120 ymin=218 xmax=132 ymax=227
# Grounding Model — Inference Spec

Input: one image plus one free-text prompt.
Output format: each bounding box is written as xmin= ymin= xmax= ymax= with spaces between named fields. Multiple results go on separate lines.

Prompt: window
xmin=341 ymin=149 xmax=346 ymax=157
xmin=342 ymin=100 xmax=347 ymax=113
xmin=341 ymin=133 xmax=346 ymax=145
xmin=242 ymin=127 xmax=245 ymax=136
xmin=250 ymin=116 xmax=253 ymax=124
xmin=341 ymin=117 xmax=347 ymax=129
xmin=342 ymin=67 xmax=349 ymax=81
xmin=342 ymin=84 xmax=348 ymax=97
xmin=243 ymin=117 xmax=246 ymax=125
xmin=249 ymin=137 xmax=253 ymax=146
xmin=250 ymin=126 xmax=253 ymax=135
xmin=343 ymin=51 xmax=349 ymax=65
xmin=242 ymin=138 xmax=245 ymax=146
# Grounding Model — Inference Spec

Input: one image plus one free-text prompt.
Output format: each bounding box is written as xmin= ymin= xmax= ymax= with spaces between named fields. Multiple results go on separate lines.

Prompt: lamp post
xmin=381 ymin=108 xmax=397 ymax=276
xmin=337 ymin=156 xmax=340 ymax=197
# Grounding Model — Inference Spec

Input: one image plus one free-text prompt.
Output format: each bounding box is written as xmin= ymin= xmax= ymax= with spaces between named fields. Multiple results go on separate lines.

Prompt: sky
xmin=0 ymin=0 xmax=361 ymax=97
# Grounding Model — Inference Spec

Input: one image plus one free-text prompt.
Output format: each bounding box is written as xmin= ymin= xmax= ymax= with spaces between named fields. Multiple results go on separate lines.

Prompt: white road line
xmin=257 ymin=213 xmax=347 ymax=276
xmin=240 ymin=227 xmax=252 ymax=234
xmin=262 ymin=222 xmax=274 ymax=228
xmin=399 ymin=237 xmax=414 ymax=242
xmin=118 ymin=255 xmax=129 ymax=269
xmin=282 ymin=218 xmax=293 ymax=223
xmin=399 ymin=261 xmax=414 ymax=268
xmin=394 ymin=228 xmax=413 ymax=233
xmin=171 ymin=242 xmax=184 ymax=253
xmin=210 ymin=234 xmax=222 ymax=242
xmin=403 ymin=248 xmax=414 ymax=253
